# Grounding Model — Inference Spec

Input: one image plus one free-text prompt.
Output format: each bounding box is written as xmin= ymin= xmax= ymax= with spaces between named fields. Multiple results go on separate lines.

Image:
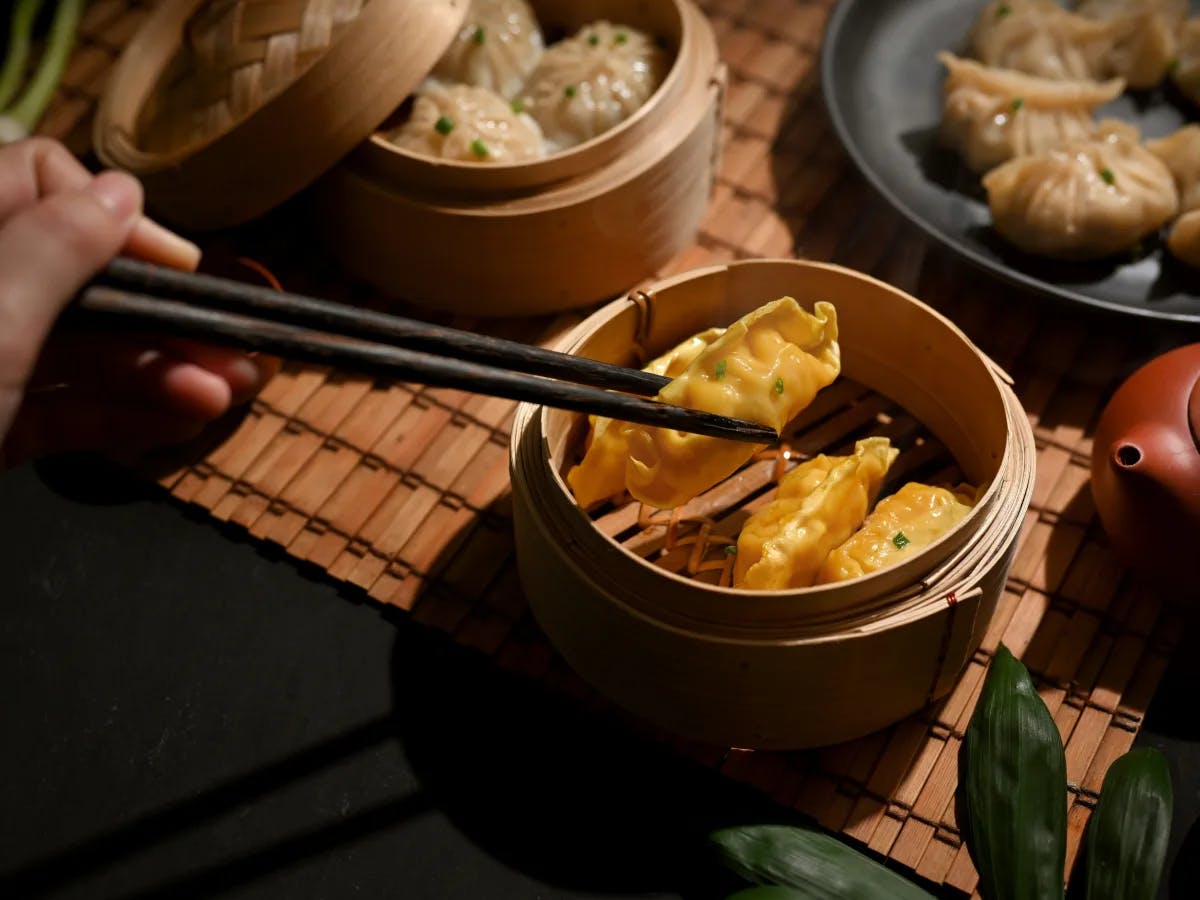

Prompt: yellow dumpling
xmin=571 ymin=327 xmax=727 ymax=506
xmin=734 ymin=437 xmax=897 ymax=590
xmin=814 ymin=483 xmax=977 ymax=585
xmin=568 ymin=299 xmax=840 ymax=509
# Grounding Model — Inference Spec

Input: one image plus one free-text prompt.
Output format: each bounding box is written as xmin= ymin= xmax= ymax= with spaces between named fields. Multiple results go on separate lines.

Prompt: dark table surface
xmin=1 ymin=456 xmax=1198 ymax=900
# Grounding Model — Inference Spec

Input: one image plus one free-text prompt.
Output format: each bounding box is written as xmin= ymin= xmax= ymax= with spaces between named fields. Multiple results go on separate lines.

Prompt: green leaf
xmin=711 ymin=825 xmax=935 ymax=900
xmin=1085 ymin=748 xmax=1173 ymax=900
xmin=963 ymin=643 xmax=1067 ymax=900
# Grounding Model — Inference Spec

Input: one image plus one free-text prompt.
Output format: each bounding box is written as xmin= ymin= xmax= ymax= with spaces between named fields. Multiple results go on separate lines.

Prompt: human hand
xmin=0 ymin=138 xmax=278 ymax=468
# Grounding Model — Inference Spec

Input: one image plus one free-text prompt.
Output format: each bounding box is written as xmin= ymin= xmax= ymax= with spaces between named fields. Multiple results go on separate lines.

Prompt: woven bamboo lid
xmin=95 ymin=0 xmax=468 ymax=229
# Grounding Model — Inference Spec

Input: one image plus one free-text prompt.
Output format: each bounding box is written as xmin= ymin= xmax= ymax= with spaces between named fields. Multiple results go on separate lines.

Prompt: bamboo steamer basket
xmin=317 ymin=0 xmax=723 ymax=317
xmin=94 ymin=0 xmax=723 ymax=318
xmin=509 ymin=259 xmax=1036 ymax=750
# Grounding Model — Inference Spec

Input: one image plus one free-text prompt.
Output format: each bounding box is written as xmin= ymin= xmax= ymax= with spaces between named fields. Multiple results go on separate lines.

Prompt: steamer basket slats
xmin=46 ymin=2 xmax=1186 ymax=895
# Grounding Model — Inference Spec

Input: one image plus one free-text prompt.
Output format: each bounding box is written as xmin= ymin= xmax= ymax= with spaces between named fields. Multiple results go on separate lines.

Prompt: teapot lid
xmin=94 ymin=0 xmax=468 ymax=230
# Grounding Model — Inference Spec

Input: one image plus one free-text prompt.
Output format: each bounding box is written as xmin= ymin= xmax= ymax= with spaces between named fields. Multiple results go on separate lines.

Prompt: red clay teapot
xmin=1092 ymin=344 xmax=1200 ymax=590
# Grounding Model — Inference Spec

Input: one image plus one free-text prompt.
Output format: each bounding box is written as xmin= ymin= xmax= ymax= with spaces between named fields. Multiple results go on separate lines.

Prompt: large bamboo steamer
xmin=509 ymin=259 xmax=1036 ymax=750
xmin=94 ymin=0 xmax=722 ymax=317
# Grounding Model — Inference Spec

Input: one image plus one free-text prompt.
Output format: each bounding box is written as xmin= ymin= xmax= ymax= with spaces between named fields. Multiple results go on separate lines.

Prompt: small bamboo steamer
xmin=509 ymin=259 xmax=1036 ymax=750
xmin=318 ymin=0 xmax=724 ymax=317
xmin=94 ymin=0 xmax=723 ymax=317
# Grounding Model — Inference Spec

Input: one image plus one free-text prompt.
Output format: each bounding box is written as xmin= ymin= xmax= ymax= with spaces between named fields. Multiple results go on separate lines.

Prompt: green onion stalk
xmin=0 ymin=0 xmax=84 ymax=144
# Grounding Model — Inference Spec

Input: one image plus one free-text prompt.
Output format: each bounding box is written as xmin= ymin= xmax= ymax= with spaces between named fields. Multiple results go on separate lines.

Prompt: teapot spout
xmin=1108 ymin=421 xmax=1188 ymax=485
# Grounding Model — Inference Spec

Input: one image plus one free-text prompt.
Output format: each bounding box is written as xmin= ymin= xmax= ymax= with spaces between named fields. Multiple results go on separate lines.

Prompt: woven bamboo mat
xmin=45 ymin=1 xmax=1190 ymax=895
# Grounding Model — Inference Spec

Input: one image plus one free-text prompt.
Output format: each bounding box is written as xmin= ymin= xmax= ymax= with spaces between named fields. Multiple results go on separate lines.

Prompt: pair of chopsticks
xmin=67 ymin=258 xmax=777 ymax=444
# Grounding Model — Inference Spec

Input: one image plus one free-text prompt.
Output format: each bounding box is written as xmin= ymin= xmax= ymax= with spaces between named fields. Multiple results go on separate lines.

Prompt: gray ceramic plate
xmin=821 ymin=0 xmax=1200 ymax=322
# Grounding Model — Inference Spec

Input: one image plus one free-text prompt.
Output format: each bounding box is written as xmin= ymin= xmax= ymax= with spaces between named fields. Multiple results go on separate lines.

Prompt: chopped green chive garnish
xmin=774 ymin=377 xmax=784 ymax=395
xmin=1100 ymin=167 xmax=1116 ymax=185
xmin=564 ymin=84 xmax=577 ymax=98
xmin=893 ymin=532 xmax=911 ymax=549
xmin=472 ymin=25 xmax=486 ymax=45
xmin=434 ymin=115 xmax=455 ymax=136
xmin=724 ymin=545 xmax=737 ymax=557
xmin=995 ymin=3 xmax=1011 ymax=18
xmin=1011 ymin=97 xmax=1023 ymax=111
xmin=471 ymin=138 xmax=489 ymax=159
xmin=615 ymin=32 xmax=629 ymax=45
xmin=1169 ymin=57 xmax=1181 ymax=74
xmin=588 ymin=33 xmax=599 ymax=46
xmin=715 ymin=359 xmax=727 ymax=380
xmin=511 ymin=97 xmax=526 ymax=114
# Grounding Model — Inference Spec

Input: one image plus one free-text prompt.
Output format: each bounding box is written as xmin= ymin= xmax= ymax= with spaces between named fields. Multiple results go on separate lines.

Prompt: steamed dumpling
xmin=432 ymin=0 xmax=544 ymax=98
xmin=1147 ymin=126 xmax=1200 ymax=267
xmin=520 ymin=22 xmax=668 ymax=152
xmin=982 ymin=120 xmax=1179 ymax=259
xmin=972 ymin=0 xmax=1175 ymax=89
xmin=938 ymin=52 xmax=1124 ymax=173
xmin=971 ymin=0 xmax=1116 ymax=82
xmin=1074 ymin=0 xmax=1186 ymax=88
xmin=1173 ymin=19 xmax=1200 ymax=106
xmin=568 ymin=298 xmax=841 ymax=510
xmin=733 ymin=438 xmax=898 ymax=591
xmin=389 ymin=83 xmax=545 ymax=163
xmin=815 ymin=483 xmax=976 ymax=585
xmin=574 ymin=327 xmax=726 ymax=501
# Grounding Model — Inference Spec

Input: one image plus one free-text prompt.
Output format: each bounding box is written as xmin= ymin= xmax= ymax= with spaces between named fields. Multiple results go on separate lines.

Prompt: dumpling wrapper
xmin=568 ymin=298 xmax=840 ymax=510
xmin=938 ymin=52 xmax=1124 ymax=174
xmin=575 ymin=326 xmax=725 ymax=479
xmin=1147 ymin=126 xmax=1200 ymax=268
xmin=389 ymin=83 xmax=545 ymax=163
xmin=971 ymin=0 xmax=1179 ymax=89
xmin=815 ymin=482 xmax=976 ymax=585
xmin=1173 ymin=19 xmax=1200 ymax=106
xmin=983 ymin=120 xmax=1179 ymax=260
xmin=734 ymin=437 xmax=897 ymax=591
xmin=521 ymin=21 xmax=668 ymax=153
xmin=431 ymin=0 xmax=544 ymax=99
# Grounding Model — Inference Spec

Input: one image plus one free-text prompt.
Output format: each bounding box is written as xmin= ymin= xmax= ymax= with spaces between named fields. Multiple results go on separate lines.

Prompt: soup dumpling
xmin=389 ymin=83 xmax=546 ymax=164
xmin=982 ymin=120 xmax=1179 ymax=260
xmin=938 ymin=52 xmax=1124 ymax=173
xmin=432 ymin=0 xmax=544 ymax=99
xmin=733 ymin=438 xmax=898 ymax=591
xmin=520 ymin=21 xmax=668 ymax=152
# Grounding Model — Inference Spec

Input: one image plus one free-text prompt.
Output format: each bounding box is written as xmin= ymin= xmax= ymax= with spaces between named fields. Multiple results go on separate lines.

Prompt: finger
xmin=0 ymin=138 xmax=201 ymax=272
xmin=0 ymin=137 xmax=91 ymax=218
xmin=1 ymin=389 xmax=210 ymax=469
xmin=124 ymin=217 xmax=202 ymax=271
xmin=30 ymin=336 xmax=233 ymax=420
xmin=0 ymin=170 xmax=142 ymax=388
xmin=158 ymin=338 xmax=276 ymax=404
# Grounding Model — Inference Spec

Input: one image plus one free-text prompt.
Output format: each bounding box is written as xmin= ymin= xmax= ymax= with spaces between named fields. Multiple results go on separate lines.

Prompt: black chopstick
xmin=71 ymin=285 xmax=780 ymax=445
xmin=98 ymin=258 xmax=671 ymax=397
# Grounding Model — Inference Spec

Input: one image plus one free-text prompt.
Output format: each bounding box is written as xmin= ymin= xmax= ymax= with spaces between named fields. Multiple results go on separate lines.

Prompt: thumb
xmin=0 ymin=170 xmax=142 ymax=387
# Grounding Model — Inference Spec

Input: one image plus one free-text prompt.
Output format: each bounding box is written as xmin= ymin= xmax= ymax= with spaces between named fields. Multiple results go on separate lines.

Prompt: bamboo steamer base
xmin=318 ymin=0 xmax=724 ymax=317
xmin=510 ymin=260 xmax=1036 ymax=749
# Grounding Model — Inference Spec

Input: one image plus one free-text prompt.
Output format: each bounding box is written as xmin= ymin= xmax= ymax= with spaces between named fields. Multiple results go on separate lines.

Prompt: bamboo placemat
xmin=46 ymin=1 xmax=1189 ymax=895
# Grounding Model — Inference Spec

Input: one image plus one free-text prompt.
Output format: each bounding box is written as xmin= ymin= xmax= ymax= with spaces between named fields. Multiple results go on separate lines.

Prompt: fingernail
xmin=135 ymin=217 xmax=202 ymax=271
xmin=88 ymin=171 xmax=141 ymax=222
xmin=227 ymin=356 xmax=263 ymax=393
